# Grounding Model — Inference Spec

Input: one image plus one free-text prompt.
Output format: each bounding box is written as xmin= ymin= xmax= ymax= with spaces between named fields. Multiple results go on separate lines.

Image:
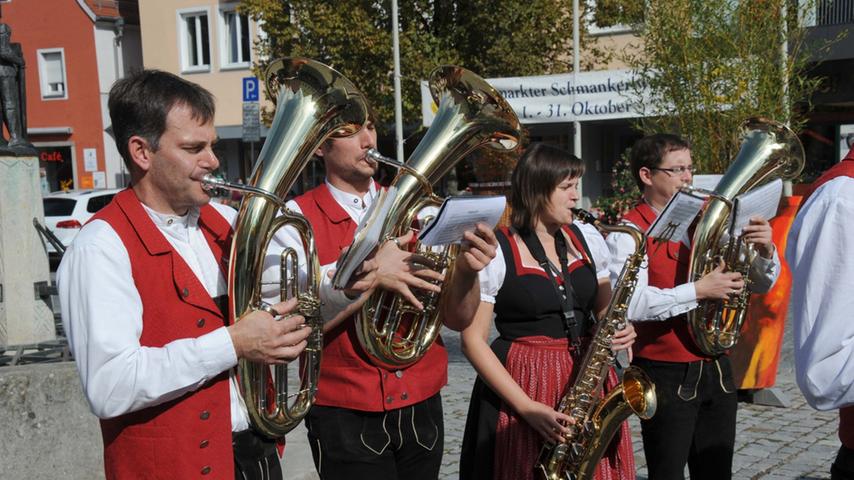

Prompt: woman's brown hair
xmin=510 ymin=143 xmax=584 ymax=232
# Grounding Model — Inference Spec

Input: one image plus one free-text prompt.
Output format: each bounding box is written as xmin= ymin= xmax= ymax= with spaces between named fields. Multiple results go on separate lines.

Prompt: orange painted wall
xmin=4 ymin=1 xmax=106 ymax=188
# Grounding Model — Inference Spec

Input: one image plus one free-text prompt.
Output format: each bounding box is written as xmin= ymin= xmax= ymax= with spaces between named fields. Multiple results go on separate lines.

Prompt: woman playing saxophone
xmin=459 ymin=143 xmax=637 ymax=480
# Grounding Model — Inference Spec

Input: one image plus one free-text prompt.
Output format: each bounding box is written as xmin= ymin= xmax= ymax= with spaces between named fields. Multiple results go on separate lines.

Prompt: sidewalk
xmin=283 ymin=323 xmax=838 ymax=480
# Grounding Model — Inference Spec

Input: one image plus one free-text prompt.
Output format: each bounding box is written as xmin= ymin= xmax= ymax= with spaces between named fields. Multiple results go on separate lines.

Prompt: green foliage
xmin=594 ymin=148 xmax=640 ymax=224
xmin=593 ymin=0 xmax=644 ymax=28
xmin=623 ymin=0 xmax=829 ymax=174
xmin=239 ymin=0 xmax=586 ymax=135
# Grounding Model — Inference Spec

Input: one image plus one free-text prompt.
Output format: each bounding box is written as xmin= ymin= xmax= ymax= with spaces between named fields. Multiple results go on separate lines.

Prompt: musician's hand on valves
xmin=693 ymin=259 xmax=745 ymax=301
xmin=742 ymin=216 xmax=775 ymax=258
xmin=363 ymin=230 xmax=444 ymax=311
xmin=455 ymin=223 xmax=498 ymax=275
xmin=519 ymin=399 xmax=574 ymax=444
xmin=228 ymin=297 xmax=311 ymax=365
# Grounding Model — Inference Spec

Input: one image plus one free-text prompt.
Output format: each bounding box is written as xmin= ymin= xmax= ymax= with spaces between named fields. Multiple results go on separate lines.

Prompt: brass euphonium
xmin=535 ymin=208 xmax=656 ymax=480
xmin=686 ymin=117 xmax=804 ymax=356
xmin=339 ymin=66 xmax=522 ymax=369
xmin=202 ymin=58 xmax=369 ymax=437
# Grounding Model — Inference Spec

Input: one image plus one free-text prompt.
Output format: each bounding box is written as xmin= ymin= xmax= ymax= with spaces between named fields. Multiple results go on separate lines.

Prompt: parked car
xmin=42 ymin=188 xmax=123 ymax=254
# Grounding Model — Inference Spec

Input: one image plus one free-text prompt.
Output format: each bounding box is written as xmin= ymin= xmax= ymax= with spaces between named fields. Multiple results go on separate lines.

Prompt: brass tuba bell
xmin=203 ymin=58 xmax=369 ymax=437
xmin=338 ymin=66 xmax=522 ymax=369
xmin=686 ymin=117 xmax=804 ymax=356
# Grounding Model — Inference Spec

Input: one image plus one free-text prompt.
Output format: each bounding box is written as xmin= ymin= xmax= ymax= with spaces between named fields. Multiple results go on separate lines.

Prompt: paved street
xmin=283 ymin=320 xmax=840 ymax=480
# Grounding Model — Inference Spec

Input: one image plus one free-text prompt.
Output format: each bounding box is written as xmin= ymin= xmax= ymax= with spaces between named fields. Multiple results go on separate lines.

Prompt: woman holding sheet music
xmin=458 ymin=143 xmax=637 ymax=480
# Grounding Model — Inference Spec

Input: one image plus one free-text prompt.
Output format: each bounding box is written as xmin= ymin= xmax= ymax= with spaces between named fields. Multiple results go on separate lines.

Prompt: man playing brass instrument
xmin=605 ymin=133 xmax=780 ymax=479
xmin=266 ymin=116 xmax=497 ymax=479
xmin=58 ymin=70 xmax=312 ymax=479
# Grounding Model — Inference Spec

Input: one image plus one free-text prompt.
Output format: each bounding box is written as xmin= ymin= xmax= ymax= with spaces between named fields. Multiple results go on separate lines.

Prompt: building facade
xmin=138 ymin=0 xmax=267 ymax=184
xmin=7 ymin=0 xmax=141 ymax=192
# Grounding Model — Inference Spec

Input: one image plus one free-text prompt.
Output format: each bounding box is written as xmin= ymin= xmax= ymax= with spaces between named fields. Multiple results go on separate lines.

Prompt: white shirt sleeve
xmin=606 ymin=223 xmax=698 ymax=322
xmin=747 ymin=246 xmax=780 ymax=293
xmin=262 ymin=200 xmax=354 ymax=322
xmin=58 ymin=220 xmax=237 ymax=419
xmin=478 ymin=242 xmax=506 ymax=304
xmin=574 ymin=222 xmax=610 ymax=281
xmin=788 ymin=178 xmax=854 ymax=411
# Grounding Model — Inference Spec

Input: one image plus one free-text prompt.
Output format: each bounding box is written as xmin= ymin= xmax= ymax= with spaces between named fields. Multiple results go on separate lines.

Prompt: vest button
xmin=201 ymin=466 xmax=211 ymax=475
xmin=182 ymin=287 xmax=190 ymax=297
xmin=197 ymin=318 xmax=206 ymax=328
xmin=199 ymin=439 xmax=209 ymax=448
xmin=200 ymin=410 xmax=210 ymax=420
xmin=400 ymin=392 xmax=408 ymax=400
xmin=385 ymin=396 xmax=393 ymax=404
xmin=394 ymin=370 xmax=403 ymax=378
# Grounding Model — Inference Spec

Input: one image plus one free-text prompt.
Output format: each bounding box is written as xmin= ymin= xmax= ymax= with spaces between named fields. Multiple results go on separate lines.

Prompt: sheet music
xmin=647 ymin=190 xmax=705 ymax=242
xmin=731 ymin=179 xmax=783 ymax=236
xmin=418 ymin=195 xmax=507 ymax=246
xmin=331 ymin=186 xmax=399 ymax=289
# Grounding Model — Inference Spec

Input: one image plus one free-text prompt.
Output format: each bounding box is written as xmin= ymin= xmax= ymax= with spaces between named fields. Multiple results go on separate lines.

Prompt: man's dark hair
xmin=629 ymin=133 xmax=691 ymax=190
xmin=510 ymin=142 xmax=585 ymax=232
xmin=108 ymin=70 xmax=215 ymax=169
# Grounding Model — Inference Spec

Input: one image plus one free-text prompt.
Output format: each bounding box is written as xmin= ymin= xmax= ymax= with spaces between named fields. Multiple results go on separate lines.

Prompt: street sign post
xmin=242 ymin=77 xmax=261 ymax=143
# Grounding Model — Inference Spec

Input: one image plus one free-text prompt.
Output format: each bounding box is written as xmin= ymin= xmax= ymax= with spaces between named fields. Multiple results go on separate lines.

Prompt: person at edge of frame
xmin=788 ymin=145 xmax=854 ymax=480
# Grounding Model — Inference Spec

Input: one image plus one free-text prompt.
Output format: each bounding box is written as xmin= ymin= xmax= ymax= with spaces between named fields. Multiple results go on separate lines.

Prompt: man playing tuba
xmin=58 ymin=70 xmax=313 ymax=480
xmin=265 ymin=113 xmax=497 ymax=479
xmin=605 ymin=133 xmax=780 ymax=480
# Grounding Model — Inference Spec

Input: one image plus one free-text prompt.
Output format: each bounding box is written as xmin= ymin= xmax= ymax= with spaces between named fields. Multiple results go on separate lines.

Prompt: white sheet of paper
xmin=731 ymin=179 xmax=783 ymax=236
xmin=647 ymin=190 xmax=705 ymax=242
xmin=417 ymin=195 xmax=506 ymax=246
xmin=693 ymin=174 xmax=723 ymax=192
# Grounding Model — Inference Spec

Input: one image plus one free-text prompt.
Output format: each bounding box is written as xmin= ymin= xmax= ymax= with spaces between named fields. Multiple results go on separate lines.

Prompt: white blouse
xmin=478 ymin=222 xmax=612 ymax=304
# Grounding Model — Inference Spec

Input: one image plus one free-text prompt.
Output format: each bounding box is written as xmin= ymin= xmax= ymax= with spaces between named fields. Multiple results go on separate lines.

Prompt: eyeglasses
xmin=651 ymin=165 xmax=695 ymax=176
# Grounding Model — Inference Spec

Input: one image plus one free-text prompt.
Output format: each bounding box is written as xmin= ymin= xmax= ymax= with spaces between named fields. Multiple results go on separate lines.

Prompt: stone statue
xmin=0 ymin=23 xmax=35 ymax=156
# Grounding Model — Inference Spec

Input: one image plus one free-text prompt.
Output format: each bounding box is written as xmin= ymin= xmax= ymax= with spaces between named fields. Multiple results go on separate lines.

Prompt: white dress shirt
xmin=606 ymin=208 xmax=780 ymax=322
xmin=262 ymin=180 xmax=379 ymax=318
xmin=787 ymin=176 xmax=854 ymax=411
xmin=478 ymin=222 xmax=612 ymax=303
xmin=58 ymin=202 xmax=250 ymax=431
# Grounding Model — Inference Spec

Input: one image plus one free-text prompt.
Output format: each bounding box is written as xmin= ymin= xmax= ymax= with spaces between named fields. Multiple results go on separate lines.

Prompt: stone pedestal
xmin=0 ymin=156 xmax=55 ymax=346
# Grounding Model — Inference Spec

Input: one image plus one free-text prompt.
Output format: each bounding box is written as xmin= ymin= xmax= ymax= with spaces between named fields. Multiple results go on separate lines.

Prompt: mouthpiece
xmin=366 ymin=148 xmax=405 ymax=169
xmin=571 ymin=208 xmax=598 ymax=225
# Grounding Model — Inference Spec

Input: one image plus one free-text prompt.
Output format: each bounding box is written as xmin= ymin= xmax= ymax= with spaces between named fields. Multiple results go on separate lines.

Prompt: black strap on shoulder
xmin=515 ymin=226 xmax=582 ymax=342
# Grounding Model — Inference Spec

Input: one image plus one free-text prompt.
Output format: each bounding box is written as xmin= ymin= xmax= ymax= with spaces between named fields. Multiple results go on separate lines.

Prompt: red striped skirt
xmin=493 ymin=335 xmax=635 ymax=480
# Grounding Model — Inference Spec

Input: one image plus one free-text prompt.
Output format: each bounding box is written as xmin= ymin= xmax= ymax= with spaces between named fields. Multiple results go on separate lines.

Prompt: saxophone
xmin=534 ymin=208 xmax=657 ymax=480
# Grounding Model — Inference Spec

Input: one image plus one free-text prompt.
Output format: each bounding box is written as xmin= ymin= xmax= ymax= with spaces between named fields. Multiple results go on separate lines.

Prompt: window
xmin=86 ymin=194 xmax=116 ymax=213
xmin=220 ymin=7 xmax=251 ymax=69
xmin=43 ymin=198 xmax=75 ymax=217
xmin=179 ymin=9 xmax=211 ymax=72
xmin=37 ymin=49 xmax=67 ymax=99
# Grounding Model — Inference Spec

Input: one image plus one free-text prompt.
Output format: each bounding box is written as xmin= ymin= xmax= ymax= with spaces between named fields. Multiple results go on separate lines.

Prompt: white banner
xmin=421 ymin=69 xmax=650 ymax=126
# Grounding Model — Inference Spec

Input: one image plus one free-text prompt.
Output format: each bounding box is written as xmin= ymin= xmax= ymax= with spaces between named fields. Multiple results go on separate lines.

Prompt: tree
xmin=619 ymin=0 xmax=829 ymax=174
xmin=239 ymin=0 xmax=592 ymax=135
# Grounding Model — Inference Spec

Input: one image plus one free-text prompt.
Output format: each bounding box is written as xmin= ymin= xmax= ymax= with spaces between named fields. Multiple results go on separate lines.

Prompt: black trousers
xmin=633 ymin=356 xmax=738 ymax=480
xmin=305 ymin=393 xmax=444 ymax=480
xmin=832 ymin=445 xmax=854 ymax=480
xmin=233 ymin=429 xmax=282 ymax=480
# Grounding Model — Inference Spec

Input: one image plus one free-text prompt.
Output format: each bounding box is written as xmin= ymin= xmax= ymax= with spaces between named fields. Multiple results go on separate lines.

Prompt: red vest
xmin=802 ymin=148 xmax=854 ymax=449
xmin=93 ymin=189 xmax=235 ymax=479
xmin=294 ymin=184 xmax=448 ymax=411
xmin=623 ymin=202 xmax=708 ymax=362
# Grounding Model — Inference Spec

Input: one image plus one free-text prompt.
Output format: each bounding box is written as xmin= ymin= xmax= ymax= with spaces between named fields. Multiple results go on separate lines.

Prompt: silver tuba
xmin=202 ymin=58 xmax=369 ymax=437
xmin=336 ymin=66 xmax=521 ymax=369
xmin=686 ymin=117 xmax=804 ymax=356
